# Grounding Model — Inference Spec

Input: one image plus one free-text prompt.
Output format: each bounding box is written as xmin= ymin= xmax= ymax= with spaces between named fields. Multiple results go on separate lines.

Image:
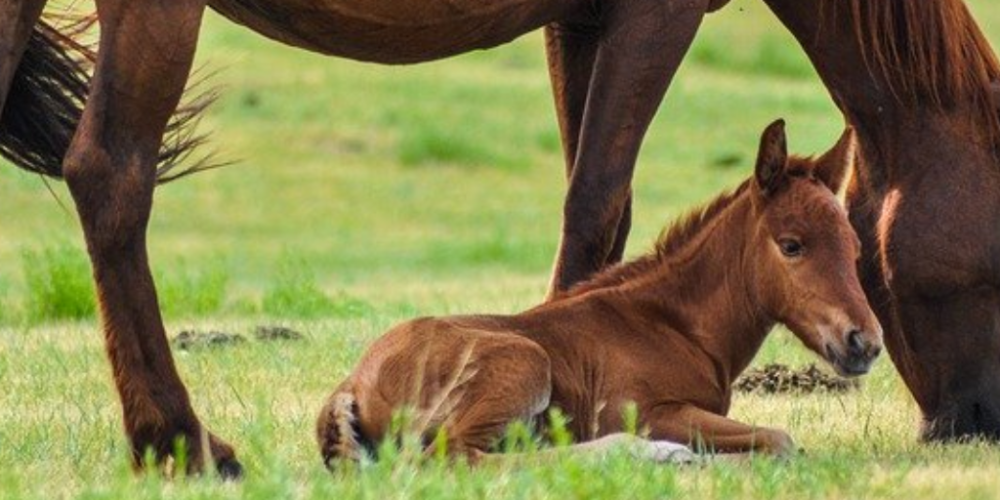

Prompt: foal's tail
xmin=0 ymin=14 xmax=214 ymax=183
xmin=316 ymin=391 xmax=369 ymax=467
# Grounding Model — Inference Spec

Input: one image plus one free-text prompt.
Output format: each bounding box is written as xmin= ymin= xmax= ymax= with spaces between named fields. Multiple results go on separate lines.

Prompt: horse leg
xmin=644 ymin=404 xmax=797 ymax=456
xmin=62 ymin=0 xmax=240 ymax=477
xmin=544 ymin=22 xmax=597 ymax=181
xmin=547 ymin=0 xmax=709 ymax=294
xmin=427 ymin=337 xmax=552 ymax=460
xmin=545 ymin=21 xmax=634 ymax=279
xmin=0 ymin=0 xmax=46 ymax=113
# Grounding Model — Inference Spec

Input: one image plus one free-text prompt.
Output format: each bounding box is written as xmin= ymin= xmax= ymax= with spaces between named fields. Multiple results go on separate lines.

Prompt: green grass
xmin=21 ymin=242 xmax=95 ymax=323
xmin=156 ymin=257 xmax=231 ymax=319
xmin=2 ymin=0 xmax=1000 ymax=497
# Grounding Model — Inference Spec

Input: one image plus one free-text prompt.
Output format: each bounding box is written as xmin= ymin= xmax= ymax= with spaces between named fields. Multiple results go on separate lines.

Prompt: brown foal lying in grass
xmin=317 ymin=120 xmax=883 ymax=465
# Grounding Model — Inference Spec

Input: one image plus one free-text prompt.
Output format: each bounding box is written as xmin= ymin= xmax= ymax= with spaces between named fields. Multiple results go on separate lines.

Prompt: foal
xmin=317 ymin=120 xmax=882 ymax=464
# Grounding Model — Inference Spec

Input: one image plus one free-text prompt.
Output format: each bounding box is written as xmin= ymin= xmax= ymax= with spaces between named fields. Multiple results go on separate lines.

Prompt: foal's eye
xmin=778 ymin=238 xmax=804 ymax=258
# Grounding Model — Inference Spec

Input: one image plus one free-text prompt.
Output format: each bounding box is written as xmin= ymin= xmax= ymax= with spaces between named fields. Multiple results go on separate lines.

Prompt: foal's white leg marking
xmin=572 ymin=433 xmax=697 ymax=464
xmin=642 ymin=440 xmax=699 ymax=464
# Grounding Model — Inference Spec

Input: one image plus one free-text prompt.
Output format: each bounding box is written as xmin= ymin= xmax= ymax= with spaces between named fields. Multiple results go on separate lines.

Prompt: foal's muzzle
xmin=826 ymin=329 xmax=882 ymax=377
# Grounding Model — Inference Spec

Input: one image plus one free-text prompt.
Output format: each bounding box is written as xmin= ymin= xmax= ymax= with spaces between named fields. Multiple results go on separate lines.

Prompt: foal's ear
xmin=812 ymin=127 xmax=856 ymax=193
xmin=754 ymin=119 xmax=788 ymax=196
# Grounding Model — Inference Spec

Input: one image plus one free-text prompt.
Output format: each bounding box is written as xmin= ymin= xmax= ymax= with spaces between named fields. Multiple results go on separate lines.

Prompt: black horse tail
xmin=0 ymin=15 xmax=216 ymax=183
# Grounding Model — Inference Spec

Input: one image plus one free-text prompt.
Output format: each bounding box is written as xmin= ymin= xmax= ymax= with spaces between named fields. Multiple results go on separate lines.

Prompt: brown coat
xmin=317 ymin=121 xmax=882 ymax=464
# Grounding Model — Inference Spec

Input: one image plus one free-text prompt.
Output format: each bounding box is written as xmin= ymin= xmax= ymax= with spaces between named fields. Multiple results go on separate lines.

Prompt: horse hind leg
xmin=62 ymin=0 xmax=240 ymax=478
xmin=422 ymin=338 xmax=552 ymax=461
xmin=548 ymin=0 xmax=709 ymax=294
xmin=545 ymin=21 xmax=598 ymax=180
xmin=544 ymin=23 xmax=632 ymax=298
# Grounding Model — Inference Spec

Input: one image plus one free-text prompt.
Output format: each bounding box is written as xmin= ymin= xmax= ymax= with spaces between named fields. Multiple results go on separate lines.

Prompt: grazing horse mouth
xmin=824 ymin=344 xmax=875 ymax=378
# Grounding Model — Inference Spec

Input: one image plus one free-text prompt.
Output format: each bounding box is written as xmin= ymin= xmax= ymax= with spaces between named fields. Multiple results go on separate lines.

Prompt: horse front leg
xmin=646 ymin=404 xmax=797 ymax=456
xmin=0 ymin=0 xmax=46 ymax=113
xmin=547 ymin=0 xmax=709 ymax=296
xmin=63 ymin=0 xmax=241 ymax=478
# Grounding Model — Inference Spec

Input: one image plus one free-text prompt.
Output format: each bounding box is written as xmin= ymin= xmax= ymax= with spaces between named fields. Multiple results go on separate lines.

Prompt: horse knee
xmin=63 ymin=138 xmax=156 ymax=251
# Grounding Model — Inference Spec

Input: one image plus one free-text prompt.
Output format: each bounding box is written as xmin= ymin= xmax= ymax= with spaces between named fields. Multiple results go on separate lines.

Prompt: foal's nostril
xmin=847 ymin=329 xmax=865 ymax=353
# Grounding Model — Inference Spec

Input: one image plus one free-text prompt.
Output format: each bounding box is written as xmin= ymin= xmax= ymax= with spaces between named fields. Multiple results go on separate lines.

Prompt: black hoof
xmin=216 ymin=457 xmax=244 ymax=481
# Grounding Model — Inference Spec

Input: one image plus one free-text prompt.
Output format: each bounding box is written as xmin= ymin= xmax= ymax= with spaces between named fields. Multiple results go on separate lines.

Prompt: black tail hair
xmin=0 ymin=14 xmax=216 ymax=183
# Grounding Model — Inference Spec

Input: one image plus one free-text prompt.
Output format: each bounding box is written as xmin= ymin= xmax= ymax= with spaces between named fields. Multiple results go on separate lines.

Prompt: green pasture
xmin=2 ymin=0 xmax=1000 ymax=498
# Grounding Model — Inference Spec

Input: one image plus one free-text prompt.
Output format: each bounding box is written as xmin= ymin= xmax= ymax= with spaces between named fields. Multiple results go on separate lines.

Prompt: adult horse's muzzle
xmin=825 ymin=328 xmax=883 ymax=377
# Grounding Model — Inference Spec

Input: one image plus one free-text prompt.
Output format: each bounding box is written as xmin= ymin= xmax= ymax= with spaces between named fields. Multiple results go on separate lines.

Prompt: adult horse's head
xmin=750 ymin=120 xmax=882 ymax=377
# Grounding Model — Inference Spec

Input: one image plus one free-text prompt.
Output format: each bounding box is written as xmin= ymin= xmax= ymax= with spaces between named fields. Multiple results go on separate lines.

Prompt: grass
xmin=156 ymin=257 xmax=231 ymax=319
xmin=1 ymin=0 xmax=1000 ymax=497
xmin=21 ymin=242 xmax=95 ymax=323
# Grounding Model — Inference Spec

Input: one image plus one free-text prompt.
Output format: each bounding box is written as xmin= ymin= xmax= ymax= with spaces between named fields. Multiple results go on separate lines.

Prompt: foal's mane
xmin=564 ymin=180 xmax=751 ymax=298
xmin=826 ymin=0 xmax=1000 ymax=143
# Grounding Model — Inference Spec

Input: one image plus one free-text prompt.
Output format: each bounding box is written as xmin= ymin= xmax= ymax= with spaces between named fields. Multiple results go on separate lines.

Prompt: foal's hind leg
xmin=428 ymin=338 xmax=552 ymax=460
xmin=0 ymin=0 xmax=46 ymax=112
xmin=548 ymin=0 xmax=709 ymax=293
xmin=62 ymin=0 xmax=240 ymax=478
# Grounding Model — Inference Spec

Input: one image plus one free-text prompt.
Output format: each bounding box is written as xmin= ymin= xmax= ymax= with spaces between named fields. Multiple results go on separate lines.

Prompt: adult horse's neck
xmin=764 ymin=0 xmax=1000 ymax=188
xmin=599 ymin=190 xmax=775 ymax=387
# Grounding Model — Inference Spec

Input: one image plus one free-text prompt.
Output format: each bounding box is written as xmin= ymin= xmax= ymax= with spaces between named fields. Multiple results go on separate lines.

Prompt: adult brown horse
xmin=316 ymin=120 xmax=883 ymax=465
xmin=763 ymin=0 xmax=1000 ymax=444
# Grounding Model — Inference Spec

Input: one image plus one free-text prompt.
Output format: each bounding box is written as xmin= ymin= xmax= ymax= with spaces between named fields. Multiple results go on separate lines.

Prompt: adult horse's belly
xmin=208 ymin=0 xmax=580 ymax=63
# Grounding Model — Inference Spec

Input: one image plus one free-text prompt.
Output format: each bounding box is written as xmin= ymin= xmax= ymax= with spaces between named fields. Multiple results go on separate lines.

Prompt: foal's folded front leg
xmin=645 ymin=404 xmax=797 ymax=457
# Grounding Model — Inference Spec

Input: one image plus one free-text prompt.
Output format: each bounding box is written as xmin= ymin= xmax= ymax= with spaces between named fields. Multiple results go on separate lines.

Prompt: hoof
xmin=216 ymin=457 xmax=244 ymax=481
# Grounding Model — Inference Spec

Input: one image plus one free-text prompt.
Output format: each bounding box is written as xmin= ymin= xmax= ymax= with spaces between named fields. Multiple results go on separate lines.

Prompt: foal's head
xmin=749 ymin=120 xmax=882 ymax=377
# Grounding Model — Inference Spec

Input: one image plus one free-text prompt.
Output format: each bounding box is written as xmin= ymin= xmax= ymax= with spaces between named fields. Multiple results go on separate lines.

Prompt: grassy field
xmin=2 ymin=0 xmax=1000 ymax=498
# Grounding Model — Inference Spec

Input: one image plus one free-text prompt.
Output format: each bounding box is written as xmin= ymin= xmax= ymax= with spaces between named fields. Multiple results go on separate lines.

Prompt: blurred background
xmin=1 ymin=0 xmax=998 ymax=324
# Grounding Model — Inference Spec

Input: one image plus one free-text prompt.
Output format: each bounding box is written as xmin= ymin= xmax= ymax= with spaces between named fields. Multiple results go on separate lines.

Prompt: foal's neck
xmin=615 ymin=193 xmax=775 ymax=383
